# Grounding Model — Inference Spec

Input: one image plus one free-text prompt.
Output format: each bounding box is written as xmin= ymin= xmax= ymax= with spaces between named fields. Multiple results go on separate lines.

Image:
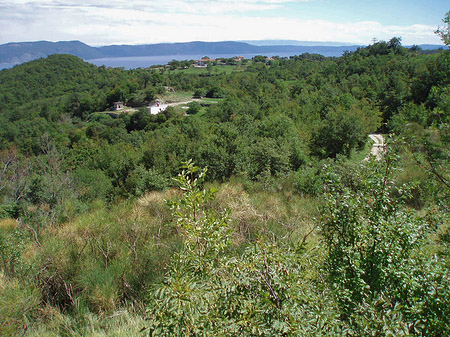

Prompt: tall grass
xmin=24 ymin=307 xmax=146 ymax=337
xmin=1 ymin=177 xmax=326 ymax=335
xmin=0 ymin=271 xmax=41 ymax=336
xmin=212 ymin=176 xmax=321 ymax=245
xmin=34 ymin=191 xmax=180 ymax=318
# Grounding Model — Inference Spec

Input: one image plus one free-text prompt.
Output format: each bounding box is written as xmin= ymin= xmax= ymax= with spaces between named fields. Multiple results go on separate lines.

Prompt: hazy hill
xmin=0 ymin=40 xmax=363 ymax=65
xmin=241 ymin=40 xmax=354 ymax=46
xmin=97 ymin=41 xmax=262 ymax=57
xmin=0 ymin=40 xmax=103 ymax=64
xmin=0 ymin=39 xmax=444 ymax=68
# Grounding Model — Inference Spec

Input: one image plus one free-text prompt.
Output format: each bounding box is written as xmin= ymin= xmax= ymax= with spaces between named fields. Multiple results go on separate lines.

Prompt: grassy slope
xmin=0 ymin=173 xmax=322 ymax=336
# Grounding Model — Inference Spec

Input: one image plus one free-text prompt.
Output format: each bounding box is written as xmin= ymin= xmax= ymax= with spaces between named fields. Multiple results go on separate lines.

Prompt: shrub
xmin=0 ymin=202 xmax=21 ymax=219
xmin=72 ymin=168 xmax=113 ymax=202
xmin=294 ymin=166 xmax=323 ymax=196
xmin=147 ymin=161 xmax=343 ymax=336
xmin=321 ymin=152 xmax=450 ymax=335
xmin=186 ymin=101 xmax=201 ymax=115
xmin=0 ymin=227 xmax=30 ymax=279
xmin=127 ymin=166 xmax=168 ymax=197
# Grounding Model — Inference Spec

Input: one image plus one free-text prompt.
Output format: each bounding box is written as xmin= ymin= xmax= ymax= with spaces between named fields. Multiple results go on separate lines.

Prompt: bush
xmin=186 ymin=101 xmax=201 ymax=115
xmin=0 ymin=202 xmax=21 ymax=219
xmin=294 ymin=166 xmax=322 ymax=196
xmin=0 ymin=227 xmax=30 ymax=279
xmin=127 ymin=166 xmax=168 ymax=197
xmin=320 ymin=153 xmax=450 ymax=335
xmin=205 ymin=86 xmax=225 ymax=98
xmin=192 ymin=89 xmax=204 ymax=98
xmin=147 ymin=161 xmax=343 ymax=336
xmin=72 ymin=168 xmax=113 ymax=202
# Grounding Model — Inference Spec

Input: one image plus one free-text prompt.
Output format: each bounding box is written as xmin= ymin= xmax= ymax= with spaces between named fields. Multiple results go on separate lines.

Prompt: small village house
xmin=113 ymin=102 xmax=124 ymax=110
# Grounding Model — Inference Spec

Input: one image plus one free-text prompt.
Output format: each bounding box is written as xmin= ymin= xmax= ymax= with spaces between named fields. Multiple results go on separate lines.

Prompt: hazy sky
xmin=0 ymin=0 xmax=448 ymax=46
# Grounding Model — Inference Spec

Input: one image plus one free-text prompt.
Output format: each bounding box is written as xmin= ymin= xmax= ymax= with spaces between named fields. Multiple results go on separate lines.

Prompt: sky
xmin=0 ymin=0 xmax=448 ymax=46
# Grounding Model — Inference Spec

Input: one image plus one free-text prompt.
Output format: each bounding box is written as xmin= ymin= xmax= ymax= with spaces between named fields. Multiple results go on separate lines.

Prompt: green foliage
xmin=0 ymin=226 xmax=30 ymax=279
xmin=0 ymin=274 xmax=41 ymax=336
xmin=252 ymin=55 xmax=268 ymax=63
xmin=127 ymin=166 xmax=168 ymax=196
xmin=148 ymin=162 xmax=342 ymax=336
xmin=311 ymin=101 xmax=380 ymax=159
xmin=1 ymin=27 xmax=450 ymax=335
xmin=321 ymin=152 xmax=450 ymax=335
xmin=72 ymin=168 xmax=113 ymax=202
xmin=166 ymin=160 xmax=232 ymax=255
xmin=205 ymin=86 xmax=225 ymax=98
xmin=0 ymin=203 xmax=21 ymax=219
xmin=23 ymin=141 xmax=81 ymax=227
xmin=294 ymin=165 xmax=323 ymax=196
xmin=397 ymin=111 xmax=450 ymax=208
xmin=435 ymin=11 xmax=450 ymax=47
xmin=35 ymin=197 xmax=176 ymax=315
xmin=241 ymin=137 xmax=293 ymax=180
xmin=186 ymin=101 xmax=201 ymax=115
xmin=322 ymin=154 xmax=419 ymax=311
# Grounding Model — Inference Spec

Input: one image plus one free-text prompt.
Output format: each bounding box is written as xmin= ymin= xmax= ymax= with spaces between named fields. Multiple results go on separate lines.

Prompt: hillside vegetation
xmin=0 ymin=33 xmax=450 ymax=336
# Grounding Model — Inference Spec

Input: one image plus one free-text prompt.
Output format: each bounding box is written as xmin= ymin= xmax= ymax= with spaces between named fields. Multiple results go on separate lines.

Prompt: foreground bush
xmin=147 ymin=160 xmax=450 ymax=336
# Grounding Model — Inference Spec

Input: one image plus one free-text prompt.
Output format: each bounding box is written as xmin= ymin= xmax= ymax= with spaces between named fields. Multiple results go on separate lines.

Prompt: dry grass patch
xmin=213 ymin=180 xmax=322 ymax=244
xmin=0 ymin=218 xmax=18 ymax=231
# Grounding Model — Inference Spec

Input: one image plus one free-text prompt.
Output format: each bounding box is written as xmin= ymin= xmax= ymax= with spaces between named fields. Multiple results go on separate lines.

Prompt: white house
xmin=148 ymin=100 xmax=168 ymax=115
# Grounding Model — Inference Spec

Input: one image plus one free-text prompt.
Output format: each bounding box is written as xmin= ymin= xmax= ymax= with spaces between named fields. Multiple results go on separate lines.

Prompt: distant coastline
xmin=0 ymin=40 xmax=362 ymax=69
xmin=0 ymin=40 xmax=445 ymax=70
xmin=85 ymin=51 xmax=345 ymax=70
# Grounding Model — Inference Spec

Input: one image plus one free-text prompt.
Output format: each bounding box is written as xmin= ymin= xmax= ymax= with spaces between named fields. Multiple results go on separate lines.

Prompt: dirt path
xmin=165 ymin=99 xmax=201 ymax=107
xmin=365 ymin=134 xmax=385 ymax=161
xmin=149 ymin=99 xmax=206 ymax=114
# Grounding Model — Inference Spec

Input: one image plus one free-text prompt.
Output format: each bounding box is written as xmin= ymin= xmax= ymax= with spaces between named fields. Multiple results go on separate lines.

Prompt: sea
xmin=0 ymin=51 xmax=346 ymax=70
xmin=86 ymin=51 xmax=344 ymax=69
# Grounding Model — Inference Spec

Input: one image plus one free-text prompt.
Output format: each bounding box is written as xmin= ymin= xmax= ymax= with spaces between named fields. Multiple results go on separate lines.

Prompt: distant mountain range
xmin=240 ymin=40 xmax=355 ymax=47
xmin=0 ymin=40 xmax=444 ymax=66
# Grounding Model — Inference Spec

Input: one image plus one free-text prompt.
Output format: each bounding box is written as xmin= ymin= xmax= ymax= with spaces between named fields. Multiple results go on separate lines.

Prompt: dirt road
xmin=365 ymin=134 xmax=385 ymax=161
xmin=166 ymin=99 xmax=201 ymax=107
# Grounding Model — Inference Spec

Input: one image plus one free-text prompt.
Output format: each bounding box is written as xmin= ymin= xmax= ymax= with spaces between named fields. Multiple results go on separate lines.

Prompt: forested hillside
xmin=1 ymin=34 xmax=449 ymax=336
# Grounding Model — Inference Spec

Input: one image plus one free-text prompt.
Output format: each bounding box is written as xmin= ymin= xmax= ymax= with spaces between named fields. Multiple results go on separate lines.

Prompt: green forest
xmin=1 ymin=19 xmax=450 ymax=336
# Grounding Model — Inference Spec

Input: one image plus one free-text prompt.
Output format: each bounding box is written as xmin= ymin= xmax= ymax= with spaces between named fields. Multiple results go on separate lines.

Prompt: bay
xmin=0 ymin=50 xmax=347 ymax=70
xmin=85 ymin=51 xmax=344 ymax=69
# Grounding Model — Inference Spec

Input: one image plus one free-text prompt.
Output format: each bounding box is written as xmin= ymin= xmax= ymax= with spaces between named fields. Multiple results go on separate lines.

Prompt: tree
xmin=388 ymin=37 xmax=405 ymax=54
xmin=435 ymin=11 xmax=450 ymax=47
xmin=205 ymin=86 xmax=224 ymax=98
xmin=186 ymin=101 xmax=201 ymax=115
xmin=253 ymin=55 xmax=267 ymax=63
xmin=192 ymin=88 xmax=204 ymax=98
xmin=399 ymin=11 xmax=450 ymax=208
xmin=127 ymin=107 xmax=151 ymax=131
xmin=311 ymin=105 xmax=368 ymax=159
xmin=0 ymin=147 xmax=32 ymax=218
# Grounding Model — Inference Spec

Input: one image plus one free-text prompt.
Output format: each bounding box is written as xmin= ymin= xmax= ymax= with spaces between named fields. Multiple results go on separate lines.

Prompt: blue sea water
xmin=0 ymin=51 xmax=345 ymax=70
xmin=86 ymin=51 xmax=345 ymax=69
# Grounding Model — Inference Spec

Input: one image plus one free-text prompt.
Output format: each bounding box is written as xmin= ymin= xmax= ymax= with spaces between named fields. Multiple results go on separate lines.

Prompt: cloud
xmin=1 ymin=0 xmax=305 ymax=15
xmin=0 ymin=0 xmax=442 ymax=46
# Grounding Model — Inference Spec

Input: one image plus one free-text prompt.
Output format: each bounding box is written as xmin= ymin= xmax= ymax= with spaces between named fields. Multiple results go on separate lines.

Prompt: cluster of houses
xmin=194 ymin=56 xmax=245 ymax=67
xmin=110 ymin=56 xmax=250 ymax=115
